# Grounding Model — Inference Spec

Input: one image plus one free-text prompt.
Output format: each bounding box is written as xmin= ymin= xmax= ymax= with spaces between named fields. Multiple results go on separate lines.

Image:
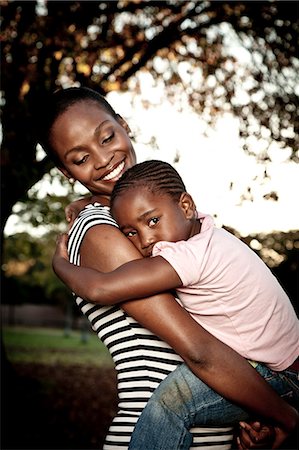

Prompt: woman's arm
xmin=53 ymin=234 xmax=181 ymax=304
xmin=57 ymin=226 xmax=299 ymax=442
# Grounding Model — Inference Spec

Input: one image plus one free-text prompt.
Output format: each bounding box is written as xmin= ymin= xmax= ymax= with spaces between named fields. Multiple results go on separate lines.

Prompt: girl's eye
xmin=102 ymin=132 xmax=114 ymax=145
xmin=149 ymin=217 xmax=159 ymax=227
xmin=74 ymin=155 xmax=88 ymax=165
xmin=125 ymin=230 xmax=137 ymax=238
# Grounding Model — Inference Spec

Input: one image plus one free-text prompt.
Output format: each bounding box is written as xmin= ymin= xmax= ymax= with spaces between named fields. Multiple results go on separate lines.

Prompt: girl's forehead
xmin=120 ymin=187 xmax=169 ymax=203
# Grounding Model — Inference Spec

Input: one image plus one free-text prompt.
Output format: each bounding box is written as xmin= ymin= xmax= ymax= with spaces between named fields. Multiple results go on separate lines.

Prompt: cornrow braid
xmin=111 ymin=160 xmax=187 ymax=209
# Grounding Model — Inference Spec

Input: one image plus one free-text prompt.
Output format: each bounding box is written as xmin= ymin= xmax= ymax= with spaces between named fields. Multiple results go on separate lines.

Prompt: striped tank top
xmin=68 ymin=203 xmax=233 ymax=449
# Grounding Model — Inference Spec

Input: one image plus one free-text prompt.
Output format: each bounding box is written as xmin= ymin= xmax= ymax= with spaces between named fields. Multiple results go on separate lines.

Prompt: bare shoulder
xmin=80 ymin=223 xmax=141 ymax=271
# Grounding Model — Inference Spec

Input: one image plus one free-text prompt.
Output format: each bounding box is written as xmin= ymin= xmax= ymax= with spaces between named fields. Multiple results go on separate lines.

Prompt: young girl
xmin=53 ymin=159 xmax=298 ymax=449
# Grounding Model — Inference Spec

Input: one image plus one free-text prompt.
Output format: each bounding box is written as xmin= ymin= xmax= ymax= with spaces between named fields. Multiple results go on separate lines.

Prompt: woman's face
xmin=50 ymin=100 xmax=137 ymax=197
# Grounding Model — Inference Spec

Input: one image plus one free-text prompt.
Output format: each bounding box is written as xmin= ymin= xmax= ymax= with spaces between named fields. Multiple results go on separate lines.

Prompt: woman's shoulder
xmin=71 ymin=202 xmax=118 ymax=229
xmin=79 ymin=201 xmax=112 ymax=216
xmin=69 ymin=203 xmax=140 ymax=268
xmin=67 ymin=202 xmax=119 ymax=255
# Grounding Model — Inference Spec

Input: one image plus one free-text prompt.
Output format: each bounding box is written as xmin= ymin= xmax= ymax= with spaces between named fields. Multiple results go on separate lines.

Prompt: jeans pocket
xmin=255 ymin=363 xmax=299 ymax=406
xmin=278 ymin=370 xmax=299 ymax=397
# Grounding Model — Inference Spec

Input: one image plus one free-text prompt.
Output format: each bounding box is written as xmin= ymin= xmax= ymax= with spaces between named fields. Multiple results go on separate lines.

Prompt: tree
xmin=2 ymin=229 xmax=71 ymax=307
xmin=1 ymin=0 xmax=298 ymax=243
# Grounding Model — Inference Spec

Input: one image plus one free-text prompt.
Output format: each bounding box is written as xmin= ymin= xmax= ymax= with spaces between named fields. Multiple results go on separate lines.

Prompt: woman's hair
xmin=35 ymin=87 xmax=119 ymax=167
xmin=111 ymin=160 xmax=187 ymax=209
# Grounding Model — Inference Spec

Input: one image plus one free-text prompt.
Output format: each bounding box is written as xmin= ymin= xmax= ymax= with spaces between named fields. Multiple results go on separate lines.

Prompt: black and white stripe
xmin=68 ymin=203 xmax=233 ymax=449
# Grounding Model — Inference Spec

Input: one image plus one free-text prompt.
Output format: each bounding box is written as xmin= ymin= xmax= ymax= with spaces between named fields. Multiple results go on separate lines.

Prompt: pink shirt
xmin=153 ymin=212 xmax=299 ymax=371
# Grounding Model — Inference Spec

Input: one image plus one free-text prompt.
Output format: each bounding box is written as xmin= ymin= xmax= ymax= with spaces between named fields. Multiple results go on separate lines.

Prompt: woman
xmin=36 ymin=86 xmax=292 ymax=449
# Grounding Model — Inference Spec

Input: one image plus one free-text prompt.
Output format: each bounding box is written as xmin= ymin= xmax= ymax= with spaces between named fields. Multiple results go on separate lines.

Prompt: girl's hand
xmin=52 ymin=233 xmax=71 ymax=282
xmin=54 ymin=233 xmax=70 ymax=263
xmin=237 ymin=403 xmax=299 ymax=449
xmin=65 ymin=197 xmax=93 ymax=226
xmin=236 ymin=421 xmax=275 ymax=449
xmin=236 ymin=420 xmax=293 ymax=449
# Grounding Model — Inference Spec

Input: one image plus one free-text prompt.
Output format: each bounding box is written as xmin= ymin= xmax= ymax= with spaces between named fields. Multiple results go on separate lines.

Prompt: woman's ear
xmin=58 ymin=166 xmax=73 ymax=180
xmin=179 ymin=193 xmax=196 ymax=219
xmin=117 ymin=114 xmax=132 ymax=135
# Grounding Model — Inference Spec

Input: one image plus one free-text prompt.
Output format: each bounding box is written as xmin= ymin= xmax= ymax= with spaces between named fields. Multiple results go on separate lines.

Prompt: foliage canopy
xmin=1 ymin=0 xmax=298 ymax=237
xmin=1 ymin=1 xmax=298 ymax=309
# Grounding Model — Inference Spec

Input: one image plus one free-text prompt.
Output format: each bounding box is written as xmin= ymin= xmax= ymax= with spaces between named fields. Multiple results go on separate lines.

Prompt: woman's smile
xmin=99 ymin=160 xmax=126 ymax=182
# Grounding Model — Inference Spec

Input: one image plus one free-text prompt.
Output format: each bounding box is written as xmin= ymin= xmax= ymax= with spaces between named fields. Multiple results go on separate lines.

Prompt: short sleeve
xmin=153 ymin=239 xmax=204 ymax=286
xmin=152 ymin=213 xmax=215 ymax=287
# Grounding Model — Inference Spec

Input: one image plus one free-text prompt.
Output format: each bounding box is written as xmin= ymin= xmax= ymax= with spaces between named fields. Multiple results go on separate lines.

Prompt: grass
xmin=2 ymin=325 xmax=113 ymax=367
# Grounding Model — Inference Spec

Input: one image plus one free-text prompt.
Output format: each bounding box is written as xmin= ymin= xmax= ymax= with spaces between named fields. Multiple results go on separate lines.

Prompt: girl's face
xmin=112 ymin=188 xmax=196 ymax=257
xmin=50 ymin=100 xmax=136 ymax=197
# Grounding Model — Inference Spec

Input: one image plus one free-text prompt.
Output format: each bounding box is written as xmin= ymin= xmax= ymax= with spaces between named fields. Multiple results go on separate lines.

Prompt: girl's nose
xmin=141 ymin=232 xmax=155 ymax=250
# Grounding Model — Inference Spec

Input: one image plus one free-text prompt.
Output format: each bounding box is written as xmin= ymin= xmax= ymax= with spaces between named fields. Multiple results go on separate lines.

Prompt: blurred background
xmin=1 ymin=1 xmax=298 ymax=449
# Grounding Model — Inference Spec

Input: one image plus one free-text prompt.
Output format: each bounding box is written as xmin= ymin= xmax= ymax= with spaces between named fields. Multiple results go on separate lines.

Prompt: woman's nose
xmin=94 ymin=149 xmax=113 ymax=170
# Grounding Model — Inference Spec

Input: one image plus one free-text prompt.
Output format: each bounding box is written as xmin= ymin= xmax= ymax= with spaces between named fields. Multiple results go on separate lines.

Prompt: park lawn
xmin=2 ymin=325 xmax=113 ymax=367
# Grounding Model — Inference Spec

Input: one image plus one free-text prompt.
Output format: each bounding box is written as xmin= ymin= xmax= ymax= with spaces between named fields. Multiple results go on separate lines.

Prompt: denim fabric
xmin=128 ymin=362 xmax=299 ymax=450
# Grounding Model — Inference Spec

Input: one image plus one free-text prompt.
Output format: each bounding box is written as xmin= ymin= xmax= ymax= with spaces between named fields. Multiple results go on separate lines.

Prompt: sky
xmin=107 ymin=89 xmax=299 ymax=237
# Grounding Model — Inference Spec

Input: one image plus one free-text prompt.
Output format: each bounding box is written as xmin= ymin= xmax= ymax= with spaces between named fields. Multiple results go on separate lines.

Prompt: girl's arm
xmin=53 ymin=234 xmax=182 ymax=304
xmin=65 ymin=195 xmax=110 ymax=225
xmin=54 ymin=229 xmax=298 ymax=444
xmin=65 ymin=197 xmax=93 ymax=224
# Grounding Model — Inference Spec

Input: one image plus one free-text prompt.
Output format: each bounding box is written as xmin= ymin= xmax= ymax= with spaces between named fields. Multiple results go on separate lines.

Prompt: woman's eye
xmin=149 ymin=217 xmax=159 ymax=227
xmin=102 ymin=132 xmax=114 ymax=144
xmin=74 ymin=155 xmax=88 ymax=165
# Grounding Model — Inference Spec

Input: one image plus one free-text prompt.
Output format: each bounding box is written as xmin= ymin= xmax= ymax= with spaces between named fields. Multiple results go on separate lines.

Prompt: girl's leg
xmin=129 ymin=364 xmax=247 ymax=450
xmin=128 ymin=363 xmax=298 ymax=450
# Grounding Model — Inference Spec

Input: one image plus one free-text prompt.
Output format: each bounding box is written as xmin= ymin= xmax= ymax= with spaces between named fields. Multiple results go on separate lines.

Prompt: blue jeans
xmin=128 ymin=363 xmax=299 ymax=450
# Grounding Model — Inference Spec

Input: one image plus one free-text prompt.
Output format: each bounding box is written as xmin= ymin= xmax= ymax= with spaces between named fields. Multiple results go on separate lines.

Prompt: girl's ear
xmin=179 ymin=193 xmax=196 ymax=219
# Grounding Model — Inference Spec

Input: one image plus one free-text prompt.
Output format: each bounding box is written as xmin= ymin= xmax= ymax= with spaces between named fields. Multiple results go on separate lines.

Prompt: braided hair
xmin=111 ymin=160 xmax=187 ymax=209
